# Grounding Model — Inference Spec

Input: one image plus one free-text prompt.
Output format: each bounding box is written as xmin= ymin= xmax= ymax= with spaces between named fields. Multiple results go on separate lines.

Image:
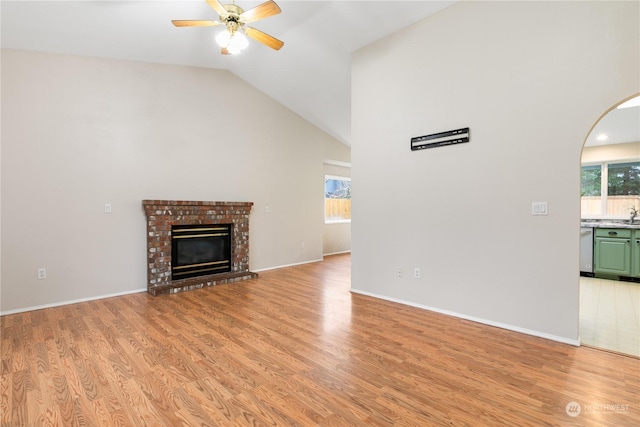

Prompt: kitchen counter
xmin=581 ymin=220 xmax=640 ymax=229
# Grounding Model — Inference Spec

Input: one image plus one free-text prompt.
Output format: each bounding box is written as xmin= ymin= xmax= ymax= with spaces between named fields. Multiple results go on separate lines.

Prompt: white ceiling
xmin=1 ymin=0 xmax=457 ymax=146
xmin=584 ymin=99 xmax=640 ymax=148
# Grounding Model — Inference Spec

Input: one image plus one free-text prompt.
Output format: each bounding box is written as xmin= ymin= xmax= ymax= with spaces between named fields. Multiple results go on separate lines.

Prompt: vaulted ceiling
xmin=1 ymin=1 xmax=457 ymax=146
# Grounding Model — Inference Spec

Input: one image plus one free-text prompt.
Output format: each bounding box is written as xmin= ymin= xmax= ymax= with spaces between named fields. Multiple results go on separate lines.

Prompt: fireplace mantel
xmin=142 ymin=200 xmax=257 ymax=296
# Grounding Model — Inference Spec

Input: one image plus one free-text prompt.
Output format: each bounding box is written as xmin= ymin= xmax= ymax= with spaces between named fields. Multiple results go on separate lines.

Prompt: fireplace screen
xmin=171 ymin=224 xmax=232 ymax=280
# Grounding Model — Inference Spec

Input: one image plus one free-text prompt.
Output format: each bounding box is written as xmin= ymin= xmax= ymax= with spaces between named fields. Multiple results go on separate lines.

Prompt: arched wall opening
xmin=579 ymin=93 xmax=640 ymax=357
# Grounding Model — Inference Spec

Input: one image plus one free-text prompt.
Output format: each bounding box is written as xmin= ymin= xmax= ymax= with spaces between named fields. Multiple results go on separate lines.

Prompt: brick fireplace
xmin=142 ymin=200 xmax=257 ymax=296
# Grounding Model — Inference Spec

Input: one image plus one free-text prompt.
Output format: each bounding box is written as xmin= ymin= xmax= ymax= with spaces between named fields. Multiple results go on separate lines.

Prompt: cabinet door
xmin=633 ymin=234 xmax=640 ymax=278
xmin=595 ymin=237 xmax=631 ymax=276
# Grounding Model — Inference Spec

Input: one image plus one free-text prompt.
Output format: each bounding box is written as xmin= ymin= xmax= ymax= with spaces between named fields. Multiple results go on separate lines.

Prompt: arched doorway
xmin=579 ymin=94 xmax=640 ymax=357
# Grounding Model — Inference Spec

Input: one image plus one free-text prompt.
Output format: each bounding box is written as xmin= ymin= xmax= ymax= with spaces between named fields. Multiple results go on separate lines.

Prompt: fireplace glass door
xmin=171 ymin=224 xmax=232 ymax=280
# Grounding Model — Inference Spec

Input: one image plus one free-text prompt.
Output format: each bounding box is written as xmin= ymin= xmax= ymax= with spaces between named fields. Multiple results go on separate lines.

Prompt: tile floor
xmin=580 ymin=276 xmax=640 ymax=357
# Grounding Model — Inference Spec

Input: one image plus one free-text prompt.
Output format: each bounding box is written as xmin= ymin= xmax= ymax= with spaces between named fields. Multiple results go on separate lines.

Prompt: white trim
xmin=323 ymin=159 xmax=351 ymax=168
xmin=0 ymin=288 xmax=148 ymax=316
xmin=325 ymin=219 xmax=351 ymax=224
xmin=350 ymin=288 xmax=581 ymax=347
xmin=323 ymin=250 xmax=351 ymax=257
xmin=325 ymin=174 xmax=351 ymax=182
xmin=253 ymin=258 xmax=324 ymax=273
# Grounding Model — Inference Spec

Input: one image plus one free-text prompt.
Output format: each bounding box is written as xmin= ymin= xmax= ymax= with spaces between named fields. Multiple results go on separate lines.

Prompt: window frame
xmin=324 ymin=174 xmax=351 ymax=224
xmin=581 ymin=160 xmax=640 ymax=219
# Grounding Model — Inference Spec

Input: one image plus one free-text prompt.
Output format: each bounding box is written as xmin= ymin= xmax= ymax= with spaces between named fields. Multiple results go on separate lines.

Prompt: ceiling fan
xmin=172 ymin=0 xmax=284 ymax=55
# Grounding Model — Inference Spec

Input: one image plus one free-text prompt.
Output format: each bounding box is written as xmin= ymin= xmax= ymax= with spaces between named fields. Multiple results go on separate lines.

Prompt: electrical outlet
xmin=37 ymin=268 xmax=47 ymax=280
xmin=532 ymin=201 xmax=548 ymax=215
xmin=414 ymin=268 xmax=421 ymax=279
xmin=396 ymin=267 xmax=403 ymax=278
xmin=104 ymin=203 xmax=112 ymax=214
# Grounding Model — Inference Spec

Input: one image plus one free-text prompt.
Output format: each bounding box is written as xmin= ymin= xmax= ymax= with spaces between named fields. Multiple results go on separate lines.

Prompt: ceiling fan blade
xmin=240 ymin=0 xmax=281 ymax=24
xmin=172 ymin=20 xmax=220 ymax=27
xmin=244 ymin=27 xmax=284 ymax=50
xmin=206 ymin=0 xmax=228 ymax=17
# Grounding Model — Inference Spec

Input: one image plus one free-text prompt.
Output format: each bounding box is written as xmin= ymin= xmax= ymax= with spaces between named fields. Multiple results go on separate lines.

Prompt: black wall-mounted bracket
xmin=411 ymin=127 xmax=470 ymax=151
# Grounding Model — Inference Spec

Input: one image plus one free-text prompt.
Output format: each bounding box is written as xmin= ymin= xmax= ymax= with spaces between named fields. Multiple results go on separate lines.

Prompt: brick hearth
xmin=142 ymin=200 xmax=257 ymax=296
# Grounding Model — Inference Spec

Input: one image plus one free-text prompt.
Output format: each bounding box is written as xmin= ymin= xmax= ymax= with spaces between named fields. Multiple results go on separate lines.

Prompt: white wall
xmin=1 ymin=49 xmax=348 ymax=313
xmin=351 ymin=1 xmax=639 ymax=343
xmin=582 ymin=142 xmax=640 ymax=164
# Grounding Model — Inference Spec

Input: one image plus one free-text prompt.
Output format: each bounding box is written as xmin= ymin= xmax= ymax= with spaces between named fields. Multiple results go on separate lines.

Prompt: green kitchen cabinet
xmin=594 ymin=228 xmax=632 ymax=276
xmin=633 ymin=230 xmax=640 ymax=278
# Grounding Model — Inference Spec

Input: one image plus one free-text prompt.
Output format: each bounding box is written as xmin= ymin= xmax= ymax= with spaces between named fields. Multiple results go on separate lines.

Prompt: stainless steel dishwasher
xmin=580 ymin=227 xmax=594 ymax=275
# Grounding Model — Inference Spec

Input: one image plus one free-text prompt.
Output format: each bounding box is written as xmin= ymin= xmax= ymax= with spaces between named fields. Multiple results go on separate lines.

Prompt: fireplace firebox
xmin=171 ymin=224 xmax=232 ymax=280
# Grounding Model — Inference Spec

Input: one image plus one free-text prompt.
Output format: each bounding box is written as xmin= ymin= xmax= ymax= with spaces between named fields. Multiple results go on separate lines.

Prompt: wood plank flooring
xmin=1 ymin=254 xmax=639 ymax=426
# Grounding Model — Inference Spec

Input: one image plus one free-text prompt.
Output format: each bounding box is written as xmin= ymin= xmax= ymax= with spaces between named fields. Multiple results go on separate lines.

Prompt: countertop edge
xmin=581 ymin=221 xmax=640 ymax=230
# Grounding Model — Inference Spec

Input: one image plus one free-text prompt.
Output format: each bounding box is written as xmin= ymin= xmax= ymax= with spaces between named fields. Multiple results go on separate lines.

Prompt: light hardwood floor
xmin=2 ymin=254 xmax=639 ymax=426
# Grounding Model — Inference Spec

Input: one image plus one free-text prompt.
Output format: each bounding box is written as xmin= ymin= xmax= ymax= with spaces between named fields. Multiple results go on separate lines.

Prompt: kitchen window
xmin=325 ymin=175 xmax=351 ymax=223
xmin=581 ymin=161 xmax=640 ymax=217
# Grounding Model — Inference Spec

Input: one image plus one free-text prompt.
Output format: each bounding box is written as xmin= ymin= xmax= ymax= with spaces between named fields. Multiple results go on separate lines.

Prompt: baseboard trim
xmin=253 ymin=258 xmax=324 ymax=273
xmin=323 ymin=250 xmax=351 ymax=257
xmin=0 ymin=288 xmax=148 ymax=316
xmin=3 ymin=259 xmax=328 ymax=315
xmin=350 ymin=288 xmax=580 ymax=347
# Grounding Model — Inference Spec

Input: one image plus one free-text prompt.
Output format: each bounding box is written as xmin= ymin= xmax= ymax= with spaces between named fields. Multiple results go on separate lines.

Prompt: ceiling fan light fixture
xmin=215 ymin=29 xmax=231 ymax=47
xmin=215 ymin=29 xmax=249 ymax=53
xmin=173 ymin=0 xmax=284 ymax=54
xmin=229 ymin=31 xmax=249 ymax=51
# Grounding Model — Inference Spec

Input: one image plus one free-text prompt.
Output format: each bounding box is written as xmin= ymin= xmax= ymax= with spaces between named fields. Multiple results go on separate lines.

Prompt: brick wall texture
xmin=142 ymin=200 xmax=257 ymax=296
